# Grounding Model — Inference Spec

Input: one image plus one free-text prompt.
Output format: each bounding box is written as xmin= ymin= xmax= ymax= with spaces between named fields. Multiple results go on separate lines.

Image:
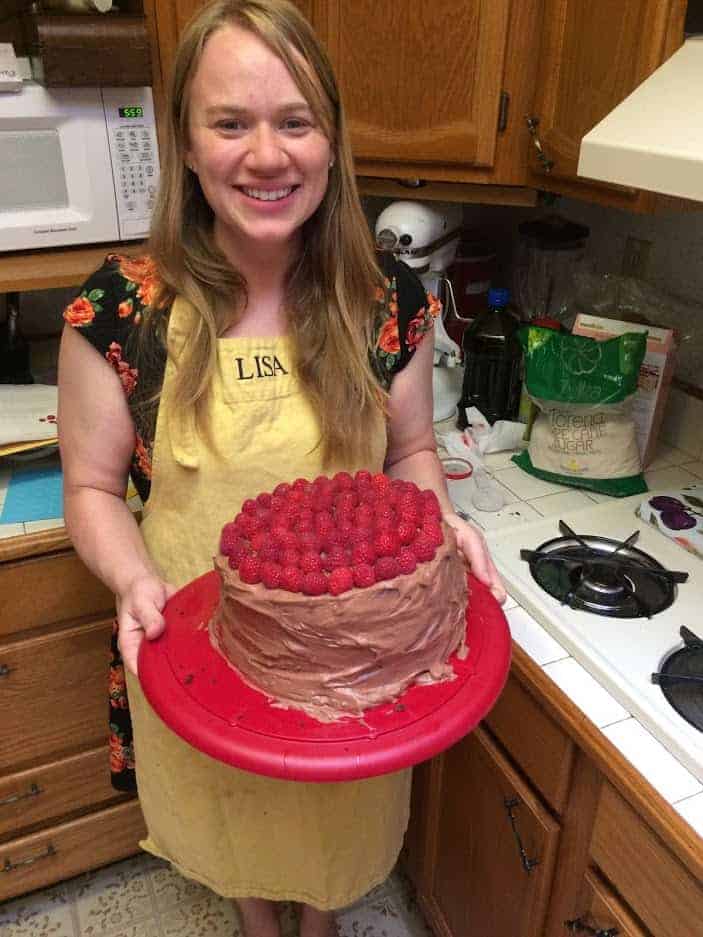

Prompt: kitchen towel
xmin=0 ymin=464 xmax=63 ymax=524
xmin=0 ymin=384 xmax=58 ymax=445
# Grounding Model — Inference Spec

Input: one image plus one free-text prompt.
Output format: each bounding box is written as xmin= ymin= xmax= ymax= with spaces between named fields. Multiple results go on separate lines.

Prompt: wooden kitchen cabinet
xmin=528 ymin=0 xmax=688 ymax=210
xmin=419 ymin=727 xmax=560 ymax=937
xmin=404 ymin=659 xmax=703 ymax=937
xmin=144 ymin=0 xmax=686 ymax=210
xmin=0 ymin=541 xmax=145 ymax=902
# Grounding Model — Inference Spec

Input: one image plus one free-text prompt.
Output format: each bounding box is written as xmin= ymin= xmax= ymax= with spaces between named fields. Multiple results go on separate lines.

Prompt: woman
xmin=58 ymin=2 xmax=505 ymax=935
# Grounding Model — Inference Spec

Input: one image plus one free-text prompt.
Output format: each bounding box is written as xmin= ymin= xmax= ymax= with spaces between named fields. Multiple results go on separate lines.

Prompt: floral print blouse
xmin=63 ymin=251 xmax=438 ymax=792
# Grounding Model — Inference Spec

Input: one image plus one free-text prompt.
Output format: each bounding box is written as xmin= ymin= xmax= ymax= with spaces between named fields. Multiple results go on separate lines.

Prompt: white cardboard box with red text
xmin=571 ymin=313 xmax=676 ymax=468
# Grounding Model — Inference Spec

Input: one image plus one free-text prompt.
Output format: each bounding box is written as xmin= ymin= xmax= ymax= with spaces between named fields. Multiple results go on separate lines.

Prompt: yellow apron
xmin=125 ymin=298 xmax=411 ymax=909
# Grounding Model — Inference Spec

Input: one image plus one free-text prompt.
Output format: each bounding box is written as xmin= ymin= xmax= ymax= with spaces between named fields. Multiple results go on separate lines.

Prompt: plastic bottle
xmin=457 ymin=287 xmax=521 ymax=428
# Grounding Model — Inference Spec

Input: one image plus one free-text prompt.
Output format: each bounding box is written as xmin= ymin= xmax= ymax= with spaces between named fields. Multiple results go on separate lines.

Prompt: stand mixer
xmin=375 ymin=201 xmax=466 ymax=422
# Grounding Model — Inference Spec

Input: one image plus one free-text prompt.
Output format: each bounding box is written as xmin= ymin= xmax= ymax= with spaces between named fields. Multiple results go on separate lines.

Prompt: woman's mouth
xmin=239 ymin=185 xmax=298 ymax=202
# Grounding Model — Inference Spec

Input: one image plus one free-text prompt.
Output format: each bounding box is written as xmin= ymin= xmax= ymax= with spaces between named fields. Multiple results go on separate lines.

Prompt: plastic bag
xmin=512 ymin=326 xmax=648 ymax=497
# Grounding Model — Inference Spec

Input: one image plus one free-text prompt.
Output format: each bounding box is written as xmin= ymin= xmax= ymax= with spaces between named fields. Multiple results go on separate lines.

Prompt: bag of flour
xmin=512 ymin=326 xmax=648 ymax=497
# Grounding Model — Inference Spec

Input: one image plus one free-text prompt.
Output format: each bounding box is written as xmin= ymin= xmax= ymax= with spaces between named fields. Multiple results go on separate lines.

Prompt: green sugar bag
xmin=512 ymin=326 xmax=648 ymax=497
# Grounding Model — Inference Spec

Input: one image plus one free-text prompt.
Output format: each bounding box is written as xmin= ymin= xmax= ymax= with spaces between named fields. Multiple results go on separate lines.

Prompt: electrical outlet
xmin=621 ymin=236 xmax=652 ymax=279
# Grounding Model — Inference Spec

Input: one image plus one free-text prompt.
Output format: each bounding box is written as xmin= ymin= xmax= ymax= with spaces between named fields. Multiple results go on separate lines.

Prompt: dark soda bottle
xmin=457 ymin=287 xmax=521 ymax=427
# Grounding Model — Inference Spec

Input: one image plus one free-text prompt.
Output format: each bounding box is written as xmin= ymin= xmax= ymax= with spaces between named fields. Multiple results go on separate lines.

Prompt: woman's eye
xmin=217 ymin=119 xmax=245 ymax=132
xmin=282 ymin=118 xmax=309 ymax=132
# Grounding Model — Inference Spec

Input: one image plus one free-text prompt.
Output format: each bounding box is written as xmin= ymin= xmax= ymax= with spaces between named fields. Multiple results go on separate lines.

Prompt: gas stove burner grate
xmin=520 ymin=520 xmax=688 ymax=618
xmin=652 ymin=626 xmax=703 ymax=733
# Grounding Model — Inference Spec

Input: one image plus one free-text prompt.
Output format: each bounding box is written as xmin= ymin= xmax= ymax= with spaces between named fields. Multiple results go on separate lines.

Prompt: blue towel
xmin=0 ymin=464 xmax=63 ymax=524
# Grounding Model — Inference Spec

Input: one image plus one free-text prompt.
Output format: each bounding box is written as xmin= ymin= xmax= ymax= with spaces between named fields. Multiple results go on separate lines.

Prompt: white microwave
xmin=0 ymin=83 xmax=159 ymax=252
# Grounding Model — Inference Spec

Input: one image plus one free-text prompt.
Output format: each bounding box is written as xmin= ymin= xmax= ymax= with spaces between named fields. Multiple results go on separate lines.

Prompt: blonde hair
xmin=145 ymin=0 xmax=386 ymax=465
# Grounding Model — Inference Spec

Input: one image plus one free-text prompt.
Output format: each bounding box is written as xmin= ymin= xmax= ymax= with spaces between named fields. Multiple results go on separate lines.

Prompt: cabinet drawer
xmin=0 ymin=619 xmax=112 ymax=772
xmin=560 ymin=868 xmax=648 ymax=937
xmin=0 ymin=799 xmax=145 ymax=902
xmin=0 ymin=551 xmax=114 ymax=641
xmin=591 ymin=782 xmax=703 ymax=937
xmin=0 ymin=746 xmax=123 ymax=841
xmin=484 ymin=673 xmax=574 ymax=813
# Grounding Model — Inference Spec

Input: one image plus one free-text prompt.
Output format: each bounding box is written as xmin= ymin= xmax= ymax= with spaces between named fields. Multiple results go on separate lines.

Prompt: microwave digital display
xmin=118 ymin=106 xmax=144 ymax=119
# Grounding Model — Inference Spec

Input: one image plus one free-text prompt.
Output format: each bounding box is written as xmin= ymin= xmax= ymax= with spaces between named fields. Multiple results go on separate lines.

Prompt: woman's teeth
xmin=242 ymin=187 xmax=294 ymax=201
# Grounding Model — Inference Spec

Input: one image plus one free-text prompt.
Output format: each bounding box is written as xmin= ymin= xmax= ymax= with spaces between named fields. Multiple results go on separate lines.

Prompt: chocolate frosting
xmin=209 ymin=523 xmax=469 ymax=722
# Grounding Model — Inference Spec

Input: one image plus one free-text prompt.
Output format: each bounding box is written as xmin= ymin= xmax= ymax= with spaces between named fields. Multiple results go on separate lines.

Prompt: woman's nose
xmin=245 ymin=124 xmax=289 ymax=171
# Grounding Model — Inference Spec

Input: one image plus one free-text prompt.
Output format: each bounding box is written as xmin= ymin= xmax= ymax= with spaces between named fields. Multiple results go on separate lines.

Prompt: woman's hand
xmin=116 ymin=574 xmax=177 ymax=677
xmin=444 ymin=512 xmax=507 ymax=605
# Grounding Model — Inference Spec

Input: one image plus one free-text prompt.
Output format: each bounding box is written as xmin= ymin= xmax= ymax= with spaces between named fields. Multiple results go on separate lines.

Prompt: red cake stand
xmin=138 ymin=571 xmax=511 ymax=781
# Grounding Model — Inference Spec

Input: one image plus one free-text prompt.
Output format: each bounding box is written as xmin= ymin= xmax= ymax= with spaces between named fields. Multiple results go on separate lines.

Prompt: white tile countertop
xmin=435 ymin=420 xmax=703 ymax=842
xmin=3 ymin=436 xmax=703 ymax=842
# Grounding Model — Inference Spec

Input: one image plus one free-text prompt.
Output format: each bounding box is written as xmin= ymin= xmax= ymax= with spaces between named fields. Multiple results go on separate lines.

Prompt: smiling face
xmin=184 ymin=23 xmax=333 ymax=263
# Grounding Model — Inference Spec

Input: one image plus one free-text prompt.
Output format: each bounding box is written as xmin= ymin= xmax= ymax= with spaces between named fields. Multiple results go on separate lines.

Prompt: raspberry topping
xmin=220 ymin=473 xmax=450 ymax=594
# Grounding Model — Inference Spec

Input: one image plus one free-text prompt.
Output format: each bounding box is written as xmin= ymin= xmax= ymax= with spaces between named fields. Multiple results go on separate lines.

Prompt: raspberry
xmin=374 ymin=531 xmax=400 ymax=557
xmin=398 ymin=505 xmax=419 ymax=526
xmin=375 ymin=556 xmax=400 ymax=581
xmin=322 ymin=527 xmax=346 ymax=549
xmin=397 ymin=521 xmax=417 ymax=546
xmin=335 ymin=491 xmax=358 ymax=512
xmin=423 ymin=521 xmax=444 ymax=547
xmin=329 ymin=567 xmax=354 ymax=595
xmin=292 ymin=477 xmax=311 ymax=492
xmin=358 ymin=487 xmax=377 ymax=505
xmin=257 ymin=541 xmax=280 ymax=563
xmin=273 ymin=482 xmax=291 ymax=498
xmin=294 ymin=508 xmax=315 ymax=530
xmin=303 ymin=571 xmax=328 ymax=595
xmin=298 ymin=530 xmax=322 ymax=553
xmin=371 ymin=472 xmax=391 ymax=492
xmin=352 ymin=541 xmax=376 ymax=565
xmin=421 ymin=491 xmax=442 ymax=518
xmin=219 ymin=521 xmax=240 ymax=554
xmin=374 ymin=515 xmax=394 ymax=533
xmin=273 ymin=529 xmax=299 ymax=551
xmin=254 ymin=506 xmax=272 ymax=527
xmin=270 ymin=494 xmax=287 ymax=513
xmin=227 ymin=540 xmax=251 ymax=568
xmin=315 ymin=491 xmax=335 ymax=512
xmin=335 ymin=521 xmax=355 ymax=544
xmin=242 ymin=498 xmax=258 ymax=515
xmin=239 ymin=556 xmax=262 ymax=584
xmin=412 ymin=535 xmax=436 ymax=563
xmin=323 ymin=544 xmax=349 ymax=570
xmin=250 ymin=529 xmax=267 ymax=552
xmin=333 ymin=471 xmax=354 ymax=490
xmin=300 ymin=551 xmax=323 ymax=573
xmin=355 ymin=503 xmax=375 ymax=525
xmin=398 ymin=547 xmax=418 ymax=575
xmin=352 ymin=563 xmax=376 ymax=588
xmin=280 ymin=566 xmax=303 ymax=593
xmin=256 ymin=492 xmax=272 ymax=508
xmin=354 ymin=469 xmax=373 ymax=486
xmin=280 ymin=547 xmax=301 ymax=568
xmin=373 ymin=502 xmax=395 ymax=521
xmin=348 ymin=525 xmax=373 ymax=545
xmin=235 ymin=512 xmax=259 ymax=537
xmin=261 ymin=561 xmax=283 ymax=589
xmin=314 ymin=511 xmax=335 ymax=533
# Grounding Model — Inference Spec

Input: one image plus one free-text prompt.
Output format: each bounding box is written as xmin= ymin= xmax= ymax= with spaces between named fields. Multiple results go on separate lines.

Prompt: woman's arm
xmin=58 ymin=325 xmax=174 ymax=674
xmin=384 ymin=334 xmax=506 ymax=603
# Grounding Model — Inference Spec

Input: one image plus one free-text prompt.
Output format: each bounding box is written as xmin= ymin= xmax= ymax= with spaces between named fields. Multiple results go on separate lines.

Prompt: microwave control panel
xmin=102 ymin=87 xmax=160 ymax=241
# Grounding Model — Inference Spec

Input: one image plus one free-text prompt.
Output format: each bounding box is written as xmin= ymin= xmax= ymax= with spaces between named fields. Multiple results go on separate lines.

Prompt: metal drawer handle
xmin=0 ymin=663 xmax=13 ymax=678
xmin=0 ymin=782 xmax=42 ymax=808
xmin=525 ymin=116 xmax=555 ymax=173
xmin=3 ymin=843 xmax=57 ymax=873
xmin=565 ymin=917 xmax=619 ymax=937
xmin=503 ymin=797 xmax=540 ymax=873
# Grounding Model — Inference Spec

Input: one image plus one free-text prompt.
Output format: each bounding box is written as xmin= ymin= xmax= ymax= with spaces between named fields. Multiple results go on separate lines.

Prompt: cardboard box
xmin=571 ymin=313 xmax=677 ymax=467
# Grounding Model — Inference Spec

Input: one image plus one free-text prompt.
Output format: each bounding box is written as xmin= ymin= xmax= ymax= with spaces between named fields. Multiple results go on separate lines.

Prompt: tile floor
xmin=0 ymin=854 xmax=432 ymax=937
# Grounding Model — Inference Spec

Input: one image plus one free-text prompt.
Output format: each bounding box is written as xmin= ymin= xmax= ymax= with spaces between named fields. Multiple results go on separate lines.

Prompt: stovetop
xmin=486 ymin=495 xmax=703 ymax=785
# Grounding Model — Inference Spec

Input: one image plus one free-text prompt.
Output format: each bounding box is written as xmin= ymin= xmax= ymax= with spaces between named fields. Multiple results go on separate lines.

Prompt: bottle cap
xmin=487 ymin=287 xmax=510 ymax=307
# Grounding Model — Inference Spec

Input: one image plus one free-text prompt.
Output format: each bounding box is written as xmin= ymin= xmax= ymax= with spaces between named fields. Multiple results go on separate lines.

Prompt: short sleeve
xmin=372 ymin=252 xmax=440 ymax=384
xmin=62 ymin=253 xmax=165 ymax=501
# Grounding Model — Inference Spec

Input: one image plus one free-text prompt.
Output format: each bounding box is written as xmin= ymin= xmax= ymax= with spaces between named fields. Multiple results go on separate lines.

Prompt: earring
xmin=328 ymin=157 xmax=335 ymax=168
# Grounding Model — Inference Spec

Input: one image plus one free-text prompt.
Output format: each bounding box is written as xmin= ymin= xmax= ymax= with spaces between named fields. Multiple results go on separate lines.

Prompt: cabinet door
xmin=529 ymin=0 xmax=686 ymax=204
xmin=423 ymin=728 xmax=560 ymax=937
xmin=318 ymin=0 xmax=511 ymax=171
xmin=152 ymin=0 xmax=317 ymax=96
